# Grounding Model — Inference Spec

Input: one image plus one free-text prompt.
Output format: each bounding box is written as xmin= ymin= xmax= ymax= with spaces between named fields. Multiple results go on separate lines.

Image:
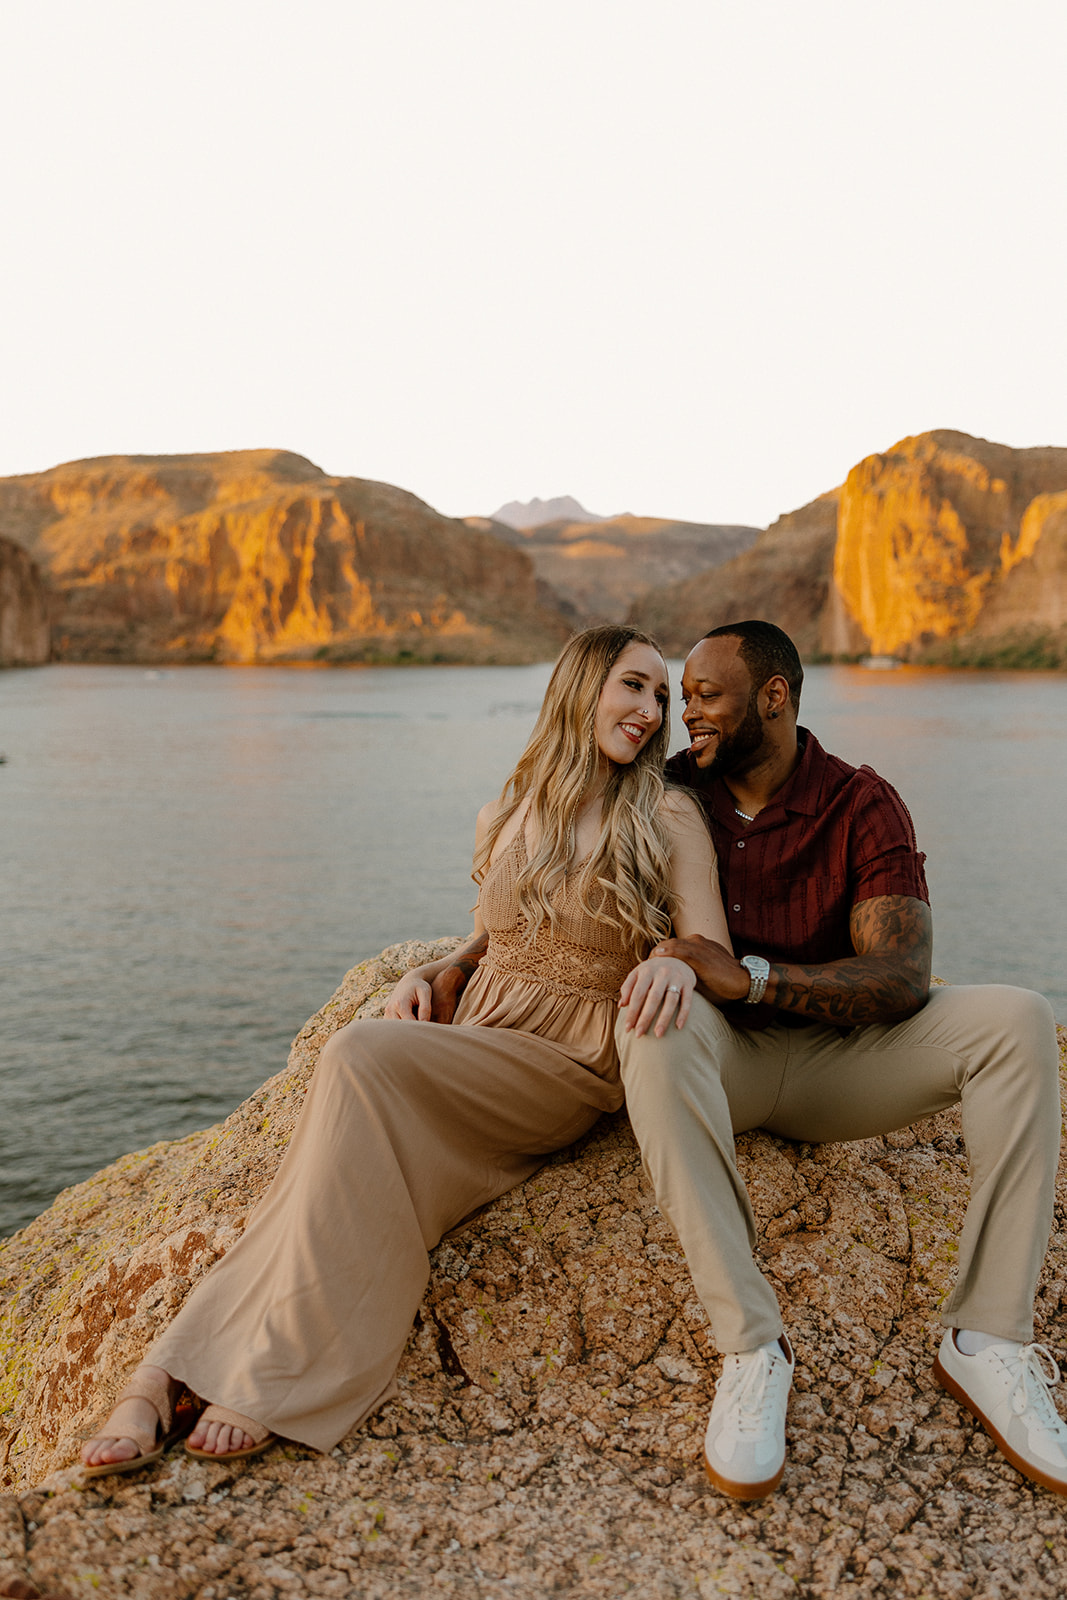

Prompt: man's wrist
xmin=739 ymin=955 xmax=771 ymax=1005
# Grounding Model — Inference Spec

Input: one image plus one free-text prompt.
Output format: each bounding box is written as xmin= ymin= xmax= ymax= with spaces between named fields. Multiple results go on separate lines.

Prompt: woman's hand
xmin=384 ymin=969 xmax=434 ymax=1021
xmin=618 ymin=956 xmax=697 ymax=1037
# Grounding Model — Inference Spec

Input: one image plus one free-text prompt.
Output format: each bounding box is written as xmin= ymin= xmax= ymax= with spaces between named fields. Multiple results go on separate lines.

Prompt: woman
xmin=81 ymin=625 xmax=731 ymax=1475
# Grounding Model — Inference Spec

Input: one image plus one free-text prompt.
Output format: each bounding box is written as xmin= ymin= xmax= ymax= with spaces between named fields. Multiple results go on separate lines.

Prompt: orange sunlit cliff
xmin=4 ymin=432 xmax=1067 ymax=669
xmin=0 ymin=451 xmax=571 ymax=664
xmin=633 ymin=431 xmax=1067 ymax=666
xmin=832 ymin=432 xmax=1067 ymax=658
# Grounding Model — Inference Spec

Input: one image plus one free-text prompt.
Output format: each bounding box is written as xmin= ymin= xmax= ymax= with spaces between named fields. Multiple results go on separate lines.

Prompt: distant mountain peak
xmin=489 ymin=495 xmax=608 ymax=530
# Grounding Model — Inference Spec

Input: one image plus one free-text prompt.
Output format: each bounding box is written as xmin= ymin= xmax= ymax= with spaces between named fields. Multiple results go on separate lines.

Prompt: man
xmin=620 ymin=619 xmax=1064 ymax=1502
xmin=427 ymin=620 xmax=1065 ymax=1503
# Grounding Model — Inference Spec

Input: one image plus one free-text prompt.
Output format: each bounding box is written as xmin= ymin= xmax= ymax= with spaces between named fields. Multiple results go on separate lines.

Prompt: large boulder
xmin=2 ymin=952 xmax=1066 ymax=1599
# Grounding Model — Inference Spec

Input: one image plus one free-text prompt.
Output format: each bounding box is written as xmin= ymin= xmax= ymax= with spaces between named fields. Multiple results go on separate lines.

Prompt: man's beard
xmin=704 ymin=691 xmax=765 ymax=775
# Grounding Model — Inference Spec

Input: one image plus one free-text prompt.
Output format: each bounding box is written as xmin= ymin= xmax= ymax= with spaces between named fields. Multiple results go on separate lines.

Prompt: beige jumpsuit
xmin=147 ymin=832 xmax=636 ymax=1451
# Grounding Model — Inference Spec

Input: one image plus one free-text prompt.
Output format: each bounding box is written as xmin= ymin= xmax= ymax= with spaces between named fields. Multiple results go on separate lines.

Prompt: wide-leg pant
xmin=618 ymin=986 xmax=1061 ymax=1352
xmin=147 ymin=1018 xmax=619 ymax=1450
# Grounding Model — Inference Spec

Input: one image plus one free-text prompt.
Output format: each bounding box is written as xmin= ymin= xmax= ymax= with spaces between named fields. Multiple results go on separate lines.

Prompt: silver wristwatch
xmin=740 ymin=954 xmax=770 ymax=1005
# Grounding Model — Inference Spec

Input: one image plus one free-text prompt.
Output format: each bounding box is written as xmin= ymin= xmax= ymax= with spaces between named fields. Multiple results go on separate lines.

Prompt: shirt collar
xmin=673 ymin=726 xmax=826 ymax=822
xmin=766 ymin=727 xmax=824 ymax=817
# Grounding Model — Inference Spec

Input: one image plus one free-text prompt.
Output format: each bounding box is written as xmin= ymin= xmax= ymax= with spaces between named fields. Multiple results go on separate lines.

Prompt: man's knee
xmin=937 ymin=984 xmax=1057 ymax=1061
xmin=992 ymin=985 xmax=1057 ymax=1048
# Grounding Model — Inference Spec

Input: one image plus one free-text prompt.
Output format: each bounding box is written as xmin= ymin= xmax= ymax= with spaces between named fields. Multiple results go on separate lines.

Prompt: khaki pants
xmin=617 ymin=986 xmax=1061 ymax=1351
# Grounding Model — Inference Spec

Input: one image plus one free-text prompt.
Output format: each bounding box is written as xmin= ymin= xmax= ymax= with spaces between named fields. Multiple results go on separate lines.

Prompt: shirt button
xmin=737 ymin=840 xmax=745 ymax=848
xmin=733 ymin=904 xmax=741 ymax=913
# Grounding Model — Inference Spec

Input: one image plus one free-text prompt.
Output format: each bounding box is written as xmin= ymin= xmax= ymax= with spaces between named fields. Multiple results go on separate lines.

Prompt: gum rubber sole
xmin=934 ymin=1353 xmax=1067 ymax=1499
xmin=703 ymin=1450 xmax=785 ymax=1501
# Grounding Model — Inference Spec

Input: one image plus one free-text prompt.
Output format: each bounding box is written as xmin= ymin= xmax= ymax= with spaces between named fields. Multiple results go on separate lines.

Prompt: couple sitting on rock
xmin=82 ymin=620 xmax=1066 ymax=1502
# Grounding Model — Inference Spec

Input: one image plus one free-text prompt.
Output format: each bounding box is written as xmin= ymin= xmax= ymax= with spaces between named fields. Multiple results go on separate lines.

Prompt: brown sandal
xmin=81 ymin=1370 xmax=198 ymax=1481
xmin=184 ymin=1403 xmax=276 ymax=1462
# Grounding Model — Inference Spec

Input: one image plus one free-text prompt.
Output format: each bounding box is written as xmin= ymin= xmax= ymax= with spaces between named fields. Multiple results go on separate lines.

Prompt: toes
xmin=81 ymin=1436 xmax=140 ymax=1467
xmin=187 ymin=1419 xmax=255 ymax=1455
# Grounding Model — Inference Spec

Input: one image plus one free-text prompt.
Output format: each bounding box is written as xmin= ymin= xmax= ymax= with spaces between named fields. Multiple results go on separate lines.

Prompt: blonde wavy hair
xmin=474 ymin=625 xmax=675 ymax=952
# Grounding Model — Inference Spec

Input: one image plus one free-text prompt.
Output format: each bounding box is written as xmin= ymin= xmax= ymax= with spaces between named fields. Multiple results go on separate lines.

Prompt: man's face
xmin=680 ymin=637 xmax=767 ymax=774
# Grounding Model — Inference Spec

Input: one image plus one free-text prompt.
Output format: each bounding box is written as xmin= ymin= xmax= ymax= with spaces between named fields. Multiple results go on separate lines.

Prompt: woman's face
xmin=593 ymin=642 xmax=669 ymax=766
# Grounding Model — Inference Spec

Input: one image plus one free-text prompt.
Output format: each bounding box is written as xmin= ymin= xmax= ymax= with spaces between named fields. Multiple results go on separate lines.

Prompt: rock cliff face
xmin=0 ymin=536 xmax=49 ymax=666
xmin=0 ymin=453 xmax=571 ymax=665
xmin=834 ymin=432 xmax=1067 ymax=661
xmin=634 ymin=432 xmax=1067 ymax=665
xmin=2 ymin=950 xmax=1067 ymax=1598
xmin=629 ymin=493 xmax=840 ymax=657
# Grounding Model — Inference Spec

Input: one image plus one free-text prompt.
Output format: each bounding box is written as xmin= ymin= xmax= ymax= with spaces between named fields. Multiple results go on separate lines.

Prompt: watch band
xmin=740 ymin=954 xmax=770 ymax=1005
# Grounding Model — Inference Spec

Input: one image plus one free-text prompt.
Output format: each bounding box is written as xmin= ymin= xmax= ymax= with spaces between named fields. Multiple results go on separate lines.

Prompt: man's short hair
xmin=703 ymin=620 xmax=804 ymax=711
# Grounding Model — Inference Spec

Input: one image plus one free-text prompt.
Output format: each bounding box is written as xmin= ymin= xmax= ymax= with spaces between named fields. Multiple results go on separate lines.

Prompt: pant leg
xmin=148 ymin=1018 xmax=614 ymax=1451
xmin=762 ymin=986 xmax=1061 ymax=1343
xmin=617 ymin=994 xmax=789 ymax=1353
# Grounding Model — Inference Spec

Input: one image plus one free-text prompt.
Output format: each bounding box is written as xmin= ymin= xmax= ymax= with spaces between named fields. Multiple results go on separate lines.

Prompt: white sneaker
xmin=703 ymin=1335 xmax=794 ymax=1500
xmin=935 ymin=1329 xmax=1067 ymax=1496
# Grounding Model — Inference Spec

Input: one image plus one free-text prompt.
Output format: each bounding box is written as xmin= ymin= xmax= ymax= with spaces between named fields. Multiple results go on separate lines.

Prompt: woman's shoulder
xmin=657 ymin=785 xmax=708 ymax=828
xmin=657 ymin=785 xmax=716 ymax=856
xmin=476 ymin=796 xmax=526 ymax=864
xmin=476 ymin=796 xmax=508 ymax=831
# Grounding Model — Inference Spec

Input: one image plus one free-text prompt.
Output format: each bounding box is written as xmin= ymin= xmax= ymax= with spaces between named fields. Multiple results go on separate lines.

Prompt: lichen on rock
xmin=2 ymin=951 xmax=1067 ymax=1598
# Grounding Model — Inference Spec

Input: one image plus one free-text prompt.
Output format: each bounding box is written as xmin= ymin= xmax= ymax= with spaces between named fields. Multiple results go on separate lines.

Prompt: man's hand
xmin=649 ymin=936 xmax=751 ymax=1005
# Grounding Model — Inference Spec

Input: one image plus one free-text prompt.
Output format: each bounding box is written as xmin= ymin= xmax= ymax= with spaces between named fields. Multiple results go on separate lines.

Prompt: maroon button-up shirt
xmin=665 ymin=728 xmax=929 ymax=1022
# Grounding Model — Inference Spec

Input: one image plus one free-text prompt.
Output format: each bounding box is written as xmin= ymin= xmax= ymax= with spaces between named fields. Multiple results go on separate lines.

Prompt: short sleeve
xmin=848 ymin=773 xmax=929 ymax=905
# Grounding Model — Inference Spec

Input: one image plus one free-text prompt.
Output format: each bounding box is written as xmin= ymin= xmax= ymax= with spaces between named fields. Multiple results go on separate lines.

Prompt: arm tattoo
xmin=446 ymin=932 xmax=489 ymax=989
xmin=769 ymin=896 xmax=932 ymax=1026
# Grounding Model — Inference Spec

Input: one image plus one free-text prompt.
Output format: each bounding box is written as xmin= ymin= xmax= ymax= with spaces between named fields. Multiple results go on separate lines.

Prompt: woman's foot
xmin=185 ymin=1404 xmax=275 ymax=1461
xmin=187 ymin=1411 xmax=259 ymax=1456
xmin=80 ymin=1365 xmax=184 ymax=1474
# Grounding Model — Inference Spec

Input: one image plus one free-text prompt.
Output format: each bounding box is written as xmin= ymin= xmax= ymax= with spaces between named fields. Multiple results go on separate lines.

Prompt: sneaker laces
xmin=722 ymin=1349 xmax=784 ymax=1438
xmin=1008 ymin=1343 xmax=1067 ymax=1433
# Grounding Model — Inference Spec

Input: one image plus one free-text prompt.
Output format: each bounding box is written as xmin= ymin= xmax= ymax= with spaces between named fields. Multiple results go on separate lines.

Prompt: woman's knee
xmin=315 ymin=1019 xmax=389 ymax=1090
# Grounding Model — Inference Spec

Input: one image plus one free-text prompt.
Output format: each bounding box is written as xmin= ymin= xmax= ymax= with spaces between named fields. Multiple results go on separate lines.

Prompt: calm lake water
xmin=2 ymin=661 xmax=1065 ymax=1239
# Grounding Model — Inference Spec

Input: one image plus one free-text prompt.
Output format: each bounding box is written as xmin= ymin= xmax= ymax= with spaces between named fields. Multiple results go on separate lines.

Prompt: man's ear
xmin=763 ymin=674 xmax=791 ymax=720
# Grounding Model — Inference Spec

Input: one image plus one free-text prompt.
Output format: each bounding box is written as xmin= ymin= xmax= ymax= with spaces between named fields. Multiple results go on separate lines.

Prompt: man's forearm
xmin=659 ymin=897 xmax=933 ymax=1029
xmin=762 ymin=954 xmax=929 ymax=1026
xmin=771 ymin=894 xmax=932 ymax=1025
xmin=428 ymin=931 xmax=489 ymax=1023
xmin=451 ymin=932 xmax=488 ymax=985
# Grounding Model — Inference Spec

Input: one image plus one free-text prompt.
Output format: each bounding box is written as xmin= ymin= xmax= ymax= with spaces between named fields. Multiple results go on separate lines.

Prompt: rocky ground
xmin=2 ymin=951 xmax=1067 ymax=1599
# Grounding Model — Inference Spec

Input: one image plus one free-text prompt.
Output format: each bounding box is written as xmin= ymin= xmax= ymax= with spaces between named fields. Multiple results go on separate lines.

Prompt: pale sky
xmin=2 ymin=0 xmax=1064 ymax=529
